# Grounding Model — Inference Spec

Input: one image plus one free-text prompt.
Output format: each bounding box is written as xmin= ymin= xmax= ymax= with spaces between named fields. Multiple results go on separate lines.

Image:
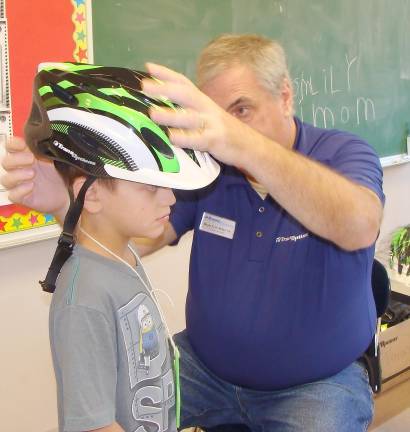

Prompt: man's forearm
xmin=133 ymin=221 xmax=178 ymax=257
xmin=238 ymin=129 xmax=382 ymax=250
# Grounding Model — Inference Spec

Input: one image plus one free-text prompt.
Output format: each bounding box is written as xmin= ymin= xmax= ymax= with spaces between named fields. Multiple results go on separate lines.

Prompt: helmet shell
xmin=25 ymin=62 xmax=220 ymax=190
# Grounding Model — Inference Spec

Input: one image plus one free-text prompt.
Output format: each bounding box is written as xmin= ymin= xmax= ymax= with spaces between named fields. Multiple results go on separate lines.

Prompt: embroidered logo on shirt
xmin=275 ymin=233 xmax=309 ymax=243
xmin=199 ymin=212 xmax=236 ymax=239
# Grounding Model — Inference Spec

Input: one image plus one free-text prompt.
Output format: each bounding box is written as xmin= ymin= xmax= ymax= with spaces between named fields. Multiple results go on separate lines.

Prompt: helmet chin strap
xmin=40 ymin=176 xmax=96 ymax=293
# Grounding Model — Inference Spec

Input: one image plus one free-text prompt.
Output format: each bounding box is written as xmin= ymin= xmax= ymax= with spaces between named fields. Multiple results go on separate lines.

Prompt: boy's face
xmin=98 ymin=179 xmax=176 ymax=239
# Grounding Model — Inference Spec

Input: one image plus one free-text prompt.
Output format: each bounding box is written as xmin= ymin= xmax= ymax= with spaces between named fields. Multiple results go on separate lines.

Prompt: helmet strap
xmin=40 ymin=176 xmax=96 ymax=293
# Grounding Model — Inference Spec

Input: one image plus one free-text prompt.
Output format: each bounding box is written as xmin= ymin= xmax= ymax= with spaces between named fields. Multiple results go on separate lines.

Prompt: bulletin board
xmin=0 ymin=0 xmax=92 ymax=249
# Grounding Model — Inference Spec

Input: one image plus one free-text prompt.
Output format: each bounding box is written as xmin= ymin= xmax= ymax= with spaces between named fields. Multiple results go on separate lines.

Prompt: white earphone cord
xmin=78 ymin=226 xmax=177 ymax=351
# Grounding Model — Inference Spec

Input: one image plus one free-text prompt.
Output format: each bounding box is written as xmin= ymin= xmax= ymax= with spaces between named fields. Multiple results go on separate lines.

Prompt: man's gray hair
xmin=196 ymin=33 xmax=292 ymax=97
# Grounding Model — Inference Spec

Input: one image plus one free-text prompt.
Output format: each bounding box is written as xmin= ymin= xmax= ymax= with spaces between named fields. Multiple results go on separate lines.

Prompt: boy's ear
xmin=72 ymin=177 xmax=102 ymax=213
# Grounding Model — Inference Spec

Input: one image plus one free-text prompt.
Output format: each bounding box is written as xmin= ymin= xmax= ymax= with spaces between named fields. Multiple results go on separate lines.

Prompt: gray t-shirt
xmin=49 ymin=245 xmax=176 ymax=432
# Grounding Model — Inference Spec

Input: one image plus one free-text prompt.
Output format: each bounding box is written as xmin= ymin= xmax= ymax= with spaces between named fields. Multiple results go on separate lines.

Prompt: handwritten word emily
xmin=292 ymin=54 xmax=376 ymax=129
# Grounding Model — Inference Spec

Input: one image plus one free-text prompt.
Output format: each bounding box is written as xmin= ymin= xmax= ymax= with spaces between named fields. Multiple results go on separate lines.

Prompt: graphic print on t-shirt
xmin=118 ymin=292 xmax=175 ymax=431
xmin=137 ymin=304 xmax=160 ymax=373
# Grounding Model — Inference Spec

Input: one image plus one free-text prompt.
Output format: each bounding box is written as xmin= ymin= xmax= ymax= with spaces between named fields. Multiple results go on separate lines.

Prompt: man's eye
xmin=233 ymin=106 xmax=250 ymax=118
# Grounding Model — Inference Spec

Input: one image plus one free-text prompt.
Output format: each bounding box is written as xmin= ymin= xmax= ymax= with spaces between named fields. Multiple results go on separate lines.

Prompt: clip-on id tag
xmin=171 ymin=343 xmax=181 ymax=428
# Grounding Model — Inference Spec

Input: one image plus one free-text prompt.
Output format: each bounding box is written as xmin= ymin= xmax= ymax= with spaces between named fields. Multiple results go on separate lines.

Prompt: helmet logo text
xmin=53 ymin=140 xmax=96 ymax=165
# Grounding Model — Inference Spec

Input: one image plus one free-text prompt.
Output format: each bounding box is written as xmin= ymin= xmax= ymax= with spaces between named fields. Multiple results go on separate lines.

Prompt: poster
xmin=0 ymin=0 xmax=92 ymax=248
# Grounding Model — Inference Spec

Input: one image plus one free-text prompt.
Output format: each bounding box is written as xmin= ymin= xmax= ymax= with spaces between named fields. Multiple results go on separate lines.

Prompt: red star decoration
xmin=0 ymin=203 xmax=30 ymax=218
xmin=76 ymin=47 xmax=88 ymax=62
xmin=0 ymin=219 xmax=6 ymax=232
xmin=29 ymin=213 xmax=39 ymax=225
xmin=76 ymin=12 xmax=85 ymax=23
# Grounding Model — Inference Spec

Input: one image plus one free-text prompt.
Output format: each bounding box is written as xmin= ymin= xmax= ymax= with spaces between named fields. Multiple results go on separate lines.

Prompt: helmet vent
xmin=50 ymin=83 xmax=78 ymax=105
xmin=140 ymin=127 xmax=174 ymax=159
xmin=183 ymin=148 xmax=200 ymax=166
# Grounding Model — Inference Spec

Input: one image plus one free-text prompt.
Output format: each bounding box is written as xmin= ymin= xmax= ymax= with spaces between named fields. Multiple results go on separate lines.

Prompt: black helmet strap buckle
xmin=40 ymin=176 xmax=96 ymax=293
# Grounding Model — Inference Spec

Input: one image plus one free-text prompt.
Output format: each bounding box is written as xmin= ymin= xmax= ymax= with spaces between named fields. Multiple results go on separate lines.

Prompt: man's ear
xmin=72 ymin=177 xmax=102 ymax=213
xmin=281 ymin=78 xmax=294 ymax=117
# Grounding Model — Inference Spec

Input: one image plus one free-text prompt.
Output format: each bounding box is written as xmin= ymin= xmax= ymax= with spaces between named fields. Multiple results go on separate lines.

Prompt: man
xmin=2 ymin=34 xmax=383 ymax=431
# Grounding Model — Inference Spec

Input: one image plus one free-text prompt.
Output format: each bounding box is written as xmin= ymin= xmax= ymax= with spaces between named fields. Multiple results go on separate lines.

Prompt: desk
xmin=391 ymin=279 xmax=410 ymax=306
xmin=371 ymin=372 xmax=410 ymax=431
xmin=379 ymin=276 xmax=410 ymax=395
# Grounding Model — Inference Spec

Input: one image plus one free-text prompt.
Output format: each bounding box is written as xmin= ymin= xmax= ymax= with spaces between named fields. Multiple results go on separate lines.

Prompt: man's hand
xmin=1 ymin=136 xmax=69 ymax=221
xmin=142 ymin=63 xmax=249 ymax=168
xmin=133 ymin=221 xmax=177 ymax=257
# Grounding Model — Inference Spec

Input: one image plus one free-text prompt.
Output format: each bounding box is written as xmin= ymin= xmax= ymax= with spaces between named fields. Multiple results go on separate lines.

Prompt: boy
xmin=24 ymin=62 xmax=219 ymax=432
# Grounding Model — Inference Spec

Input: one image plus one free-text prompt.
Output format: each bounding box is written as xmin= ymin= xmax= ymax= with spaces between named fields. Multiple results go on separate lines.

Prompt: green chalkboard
xmin=91 ymin=0 xmax=410 ymax=158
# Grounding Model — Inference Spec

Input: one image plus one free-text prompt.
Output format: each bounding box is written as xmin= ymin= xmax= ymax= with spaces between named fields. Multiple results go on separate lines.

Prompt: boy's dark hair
xmin=54 ymin=162 xmax=116 ymax=192
xmin=38 ymin=163 xmax=117 ymax=294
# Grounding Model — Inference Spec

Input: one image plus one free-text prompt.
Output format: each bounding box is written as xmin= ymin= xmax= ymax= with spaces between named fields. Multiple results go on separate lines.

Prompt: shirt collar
xmin=293 ymin=116 xmax=304 ymax=153
xmin=221 ymin=164 xmax=249 ymax=187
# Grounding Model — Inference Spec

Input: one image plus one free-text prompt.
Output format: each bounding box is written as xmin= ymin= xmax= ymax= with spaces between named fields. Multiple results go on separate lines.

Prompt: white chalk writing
xmin=293 ymin=54 xmax=376 ymax=129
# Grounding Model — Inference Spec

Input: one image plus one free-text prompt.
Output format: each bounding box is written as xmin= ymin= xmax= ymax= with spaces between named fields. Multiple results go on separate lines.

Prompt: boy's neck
xmin=77 ymin=225 xmax=137 ymax=268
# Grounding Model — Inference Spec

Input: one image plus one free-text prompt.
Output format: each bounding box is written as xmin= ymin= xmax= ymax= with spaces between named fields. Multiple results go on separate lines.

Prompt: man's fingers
xmin=142 ymin=79 xmax=200 ymax=109
xmin=7 ymin=181 xmax=34 ymax=204
xmin=168 ymin=128 xmax=208 ymax=151
xmin=145 ymin=63 xmax=188 ymax=84
xmin=0 ymin=168 xmax=35 ymax=190
xmin=6 ymin=136 xmax=29 ymax=152
xmin=1 ymin=149 xmax=35 ymax=171
xmin=141 ymin=63 xmax=220 ymax=156
xmin=149 ymin=107 xmax=205 ymax=130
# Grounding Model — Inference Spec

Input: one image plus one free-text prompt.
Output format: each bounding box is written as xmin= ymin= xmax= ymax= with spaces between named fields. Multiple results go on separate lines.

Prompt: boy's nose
xmin=158 ymin=187 xmax=176 ymax=206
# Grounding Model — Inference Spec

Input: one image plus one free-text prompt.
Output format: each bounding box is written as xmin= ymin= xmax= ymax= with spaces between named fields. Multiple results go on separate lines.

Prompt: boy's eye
xmin=144 ymin=184 xmax=157 ymax=192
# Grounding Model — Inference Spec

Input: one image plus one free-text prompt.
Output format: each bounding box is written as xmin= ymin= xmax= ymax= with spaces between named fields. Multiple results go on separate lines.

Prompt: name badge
xmin=199 ymin=212 xmax=236 ymax=239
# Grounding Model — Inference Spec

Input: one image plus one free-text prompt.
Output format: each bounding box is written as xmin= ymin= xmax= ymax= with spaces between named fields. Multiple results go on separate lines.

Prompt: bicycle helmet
xmin=24 ymin=62 xmax=220 ymax=190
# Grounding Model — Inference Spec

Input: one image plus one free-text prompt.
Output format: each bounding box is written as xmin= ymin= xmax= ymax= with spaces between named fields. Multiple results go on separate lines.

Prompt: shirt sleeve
xmin=52 ymin=306 xmax=117 ymax=431
xmin=332 ymin=137 xmax=385 ymax=205
xmin=169 ymin=189 xmax=199 ymax=242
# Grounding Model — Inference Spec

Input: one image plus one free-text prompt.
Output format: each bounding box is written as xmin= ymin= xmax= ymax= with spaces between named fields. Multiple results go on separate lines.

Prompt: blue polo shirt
xmin=170 ymin=117 xmax=385 ymax=390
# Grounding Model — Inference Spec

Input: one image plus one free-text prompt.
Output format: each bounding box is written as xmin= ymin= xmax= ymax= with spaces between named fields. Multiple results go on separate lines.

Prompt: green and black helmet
xmin=25 ymin=62 xmax=220 ymax=190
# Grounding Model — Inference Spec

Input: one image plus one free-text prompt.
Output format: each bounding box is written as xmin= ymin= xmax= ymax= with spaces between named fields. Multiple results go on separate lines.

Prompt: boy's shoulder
xmin=51 ymin=244 xmax=146 ymax=313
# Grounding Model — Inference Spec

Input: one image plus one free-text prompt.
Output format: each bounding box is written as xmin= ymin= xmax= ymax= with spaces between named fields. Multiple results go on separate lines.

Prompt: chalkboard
xmin=91 ymin=0 xmax=410 ymax=159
